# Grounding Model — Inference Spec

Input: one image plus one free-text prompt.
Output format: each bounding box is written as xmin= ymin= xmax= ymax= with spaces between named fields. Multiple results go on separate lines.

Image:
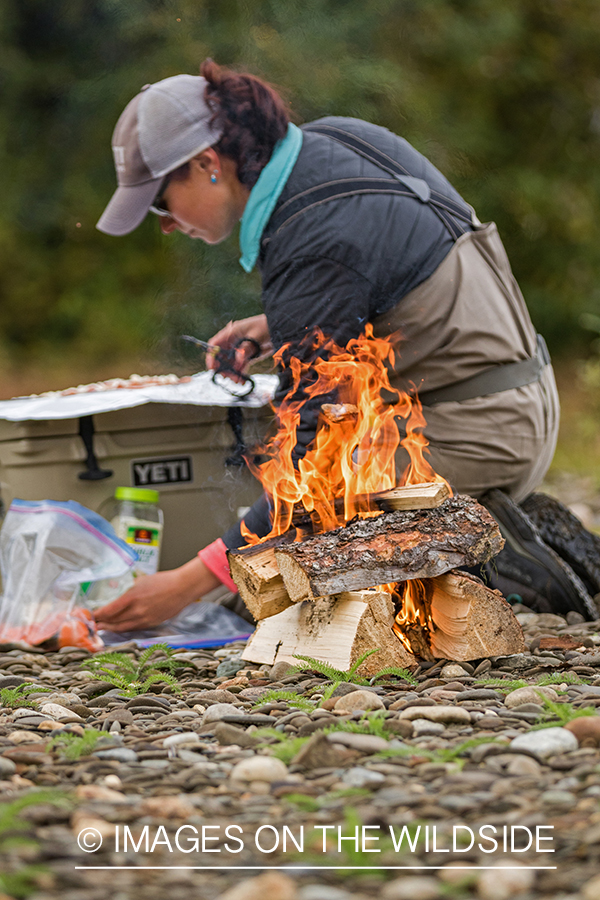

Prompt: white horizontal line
xmin=75 ymin=866 xmax=557 ymax=871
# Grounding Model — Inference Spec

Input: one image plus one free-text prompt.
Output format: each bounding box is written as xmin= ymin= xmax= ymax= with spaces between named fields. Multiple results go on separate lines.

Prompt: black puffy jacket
xmin=223 ymin=116 xmax=474 ymax=548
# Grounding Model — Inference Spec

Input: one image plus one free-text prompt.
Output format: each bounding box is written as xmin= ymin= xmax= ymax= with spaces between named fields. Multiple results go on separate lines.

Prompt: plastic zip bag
xmin=99 ymin=599 xmax=254 ymax=649
xmin=0 ymin=499 xmax=137 ymax=651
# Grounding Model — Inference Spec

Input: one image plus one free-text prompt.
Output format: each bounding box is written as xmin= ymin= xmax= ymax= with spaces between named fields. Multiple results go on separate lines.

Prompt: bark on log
xmin=230 ymin=485 xmax=450 ymax=617
xmin=276 ymin=495 xmax=504 ymax=603
xmin=241 ymin=589 xmax=416 ymax=675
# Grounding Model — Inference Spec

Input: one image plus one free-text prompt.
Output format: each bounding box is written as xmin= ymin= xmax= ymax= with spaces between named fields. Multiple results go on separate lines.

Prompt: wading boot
xmin=521 ymin=492 xmax=600 ymax=599
xmin=475 ymin=489 xmax=598 ymax=620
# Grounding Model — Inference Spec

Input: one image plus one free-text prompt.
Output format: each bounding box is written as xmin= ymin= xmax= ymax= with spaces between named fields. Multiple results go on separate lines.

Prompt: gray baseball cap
xmin=96 ymin=74 xmax=223 ymax=236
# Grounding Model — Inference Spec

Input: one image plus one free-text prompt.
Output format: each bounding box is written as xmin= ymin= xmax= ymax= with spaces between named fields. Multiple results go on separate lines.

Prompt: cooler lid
xmin=0 ymin=371 xmax=278 ymax=423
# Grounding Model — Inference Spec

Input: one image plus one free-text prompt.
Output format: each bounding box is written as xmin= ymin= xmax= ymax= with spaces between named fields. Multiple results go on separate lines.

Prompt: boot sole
xmin=521 ymin=492 xmax=600 ymax=596
xmin=480 ymin=489 xmax=598 ymax=621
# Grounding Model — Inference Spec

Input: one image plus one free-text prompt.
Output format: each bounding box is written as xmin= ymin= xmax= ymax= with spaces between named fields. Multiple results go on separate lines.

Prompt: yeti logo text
xmin=132 ymin=456 xmax=193 ymax=486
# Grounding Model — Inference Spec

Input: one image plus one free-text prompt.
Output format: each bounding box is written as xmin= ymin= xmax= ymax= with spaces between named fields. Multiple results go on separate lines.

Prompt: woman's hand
xmin=207 ymin=314 xmax=273 ymax=382
xmin=94 ymin=557 xmax=221 ymax=632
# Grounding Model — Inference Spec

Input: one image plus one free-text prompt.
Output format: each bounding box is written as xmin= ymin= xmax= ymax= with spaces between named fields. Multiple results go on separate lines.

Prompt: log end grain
xmin=429 ymin=570 xmax=525 ymax=660
xmin=228 ymin=546 xmax=292 ymax=619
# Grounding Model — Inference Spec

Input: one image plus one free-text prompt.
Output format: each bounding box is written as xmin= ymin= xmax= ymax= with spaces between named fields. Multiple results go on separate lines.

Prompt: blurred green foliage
xmin=2 ymin=0 xmax=600 ymax=375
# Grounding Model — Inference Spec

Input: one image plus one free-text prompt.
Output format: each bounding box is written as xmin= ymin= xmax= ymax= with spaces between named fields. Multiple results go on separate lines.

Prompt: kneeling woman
xmin=94 ymin=60 xmax=565 ymax=632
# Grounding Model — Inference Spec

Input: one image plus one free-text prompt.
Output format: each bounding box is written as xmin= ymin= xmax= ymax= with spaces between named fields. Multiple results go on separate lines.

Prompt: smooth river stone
xmin=202 ymin=703 xmax=242 ymax=724
xmin=510 ymin=727 xmax=578 ymax=759
xmin=163 ymin=732 xmax=200 ymax=748
xmin=230 ymin=756 xmax=288 ymax=783
xmin=40 ymin=703 xmax=83 ymax=722
xmin=327 ymin=732 xmax=388 ymax=753
xmin=504 ymin=686 xmax=558 ymax=708
xmin=334 ymin=691 xmax=385 ymax=712
xmin=399 ymin=705 xmax=471 ymax=724
xmin=564 ymin=716 xmax=600 ymax=747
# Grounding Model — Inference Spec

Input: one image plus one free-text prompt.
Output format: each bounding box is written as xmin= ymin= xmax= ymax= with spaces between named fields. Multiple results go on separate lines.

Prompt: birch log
xmin=241 ymin=589 xmax=416 ymax=675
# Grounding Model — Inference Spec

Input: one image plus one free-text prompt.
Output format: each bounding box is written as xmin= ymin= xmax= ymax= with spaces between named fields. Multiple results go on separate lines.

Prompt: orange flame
xmin=242 ymin=325 xmax=451 ymax=543
xmin=392 ymin=579 xmax=434 ymax=651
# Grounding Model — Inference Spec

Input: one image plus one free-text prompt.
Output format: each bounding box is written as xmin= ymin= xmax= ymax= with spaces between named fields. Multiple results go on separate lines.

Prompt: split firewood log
xmin=275 ymin=494 xmax=503 ymax=603
xmin=291 ymin=481 xmax=450 ymax=528
xmin=241 ymin=588 xmax=416 ymax=675
xmin=228 ymin=543 xmax=291 ymax=620
xmin=426 ymin=571 xmax=526 ymax=659
xmin=229 ymin=483 xmax=453 ymax=618
xmin=372 ymin=481 xmax=450 ymax=511
xmin=320 ymin=402 xmax=359 ymax=423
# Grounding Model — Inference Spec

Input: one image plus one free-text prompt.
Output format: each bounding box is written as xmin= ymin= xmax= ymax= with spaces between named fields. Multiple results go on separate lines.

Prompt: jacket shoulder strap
xmin=303 ymin=123 xmax=474 ymax=227
xmin=266 ymin=124 xmax=474 ymax=240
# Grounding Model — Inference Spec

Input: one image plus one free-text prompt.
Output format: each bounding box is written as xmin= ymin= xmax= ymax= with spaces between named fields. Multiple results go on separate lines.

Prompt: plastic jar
xmin=108 ymin=487 xmax=164 ymax=575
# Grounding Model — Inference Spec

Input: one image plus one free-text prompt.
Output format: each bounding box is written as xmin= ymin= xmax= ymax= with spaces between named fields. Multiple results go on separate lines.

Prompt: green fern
xmin=376 ymin=735 xmax=505 ymax=766
xmin=252 ymin=690 xmax=314 ymax=711
xmin=49 ymin=729 xmax=103 ymax=760
xmin=475 ymin=678 xmax=528 ymax=691
xmin=291 ymin=649 xmax=380 ymax=683
xmin=257 ymin=711 xmax=396 ymax=768
xmin=252 ymin=727 xmax=289 ymax=743
xmin=0 ymin=683 xmax=51 ymax=710
xmin=435 ymin=736 xmax=507 ymax=763
xmin=324 ymin=709 xmax=389 ymax=739
xmin=82 ymin=643 xmax=182 ymax=695
xmin=267 ymin=734 xmax=312 ymax=765
xmin=537 ymin=672 xmax=582 ymax=686
xmin=535 ymin=695 xmax=597 ymax=728
xmin=319 ymin=681 xmax=344 ymax=703
xmin=104 ymin=670 xmax=181 ymax=698
xmin=330 ymin=807 xmax=391 ymax=875
xmin=370 ymin=666 xmax=418 ymax=686
xmin=283 ymin=793 xmax=320 ymax=812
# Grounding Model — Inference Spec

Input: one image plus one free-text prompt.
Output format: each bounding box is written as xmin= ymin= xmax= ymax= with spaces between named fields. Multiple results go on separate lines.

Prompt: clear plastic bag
xmin=0 ymin=499 xmax=137 ymax=651
xmin=99 ymin=599 xmax=253 ymax=649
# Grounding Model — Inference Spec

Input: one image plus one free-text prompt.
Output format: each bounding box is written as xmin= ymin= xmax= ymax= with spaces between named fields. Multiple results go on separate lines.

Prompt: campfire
xmin=230 ymin=329 xmax=525 ymax=675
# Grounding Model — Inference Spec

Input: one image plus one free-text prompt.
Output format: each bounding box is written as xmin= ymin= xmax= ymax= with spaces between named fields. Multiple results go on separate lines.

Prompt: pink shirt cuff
xmin=198 ymin=539 xmax=238 ymax=594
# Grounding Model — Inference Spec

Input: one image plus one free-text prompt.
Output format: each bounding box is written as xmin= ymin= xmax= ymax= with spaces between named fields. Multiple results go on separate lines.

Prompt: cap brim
xmin=96 ymin=178 xmax=163 ymax=236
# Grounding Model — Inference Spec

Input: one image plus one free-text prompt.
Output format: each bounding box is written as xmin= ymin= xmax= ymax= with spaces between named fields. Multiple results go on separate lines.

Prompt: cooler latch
xmin=78 ymin=416 xmax=113 ymax=481
xmin=225 ymin=407 xmax=247 ymax=467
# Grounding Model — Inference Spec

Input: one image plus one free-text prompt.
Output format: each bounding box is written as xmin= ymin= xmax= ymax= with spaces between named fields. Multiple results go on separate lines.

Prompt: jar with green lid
xmin=102 ymin=487 xmax=164 ymax=575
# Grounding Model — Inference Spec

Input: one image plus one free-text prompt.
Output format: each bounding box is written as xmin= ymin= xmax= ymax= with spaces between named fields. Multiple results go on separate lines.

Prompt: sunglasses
xmin=149 ymin=177 xmax=172 ymax=218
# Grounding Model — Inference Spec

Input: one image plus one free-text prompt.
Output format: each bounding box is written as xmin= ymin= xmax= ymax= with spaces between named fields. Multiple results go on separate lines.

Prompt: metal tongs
xmin=181 ymin=334 xmax=261 ymax=398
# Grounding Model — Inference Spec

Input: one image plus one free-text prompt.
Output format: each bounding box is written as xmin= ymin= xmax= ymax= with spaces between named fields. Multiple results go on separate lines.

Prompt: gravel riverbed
xmin=2 ymin=604 xmax=600 ymax=900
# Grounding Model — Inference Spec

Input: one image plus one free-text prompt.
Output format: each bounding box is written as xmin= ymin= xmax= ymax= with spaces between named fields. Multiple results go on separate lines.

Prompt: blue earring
xmin=210 ymin=171 xmax=218 ymax=184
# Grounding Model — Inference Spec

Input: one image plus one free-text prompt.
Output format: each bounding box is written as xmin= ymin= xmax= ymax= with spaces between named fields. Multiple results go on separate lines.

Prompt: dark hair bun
xmin=201 ymin=59 xmax=291 ymax=188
